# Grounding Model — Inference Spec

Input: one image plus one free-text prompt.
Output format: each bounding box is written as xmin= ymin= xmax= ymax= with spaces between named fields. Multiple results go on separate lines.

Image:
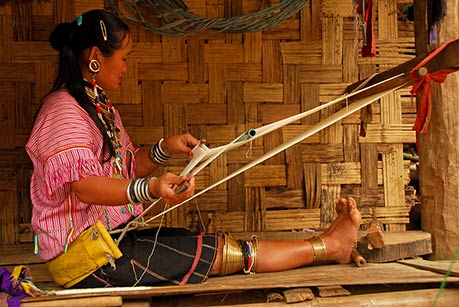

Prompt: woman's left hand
xmin=149 ymin=173 xmax=195 ymax=205
xmin=161 ymin=133 xmax=200 ymax=156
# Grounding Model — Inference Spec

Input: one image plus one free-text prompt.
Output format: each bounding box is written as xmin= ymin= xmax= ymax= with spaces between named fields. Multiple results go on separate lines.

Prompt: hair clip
xmin=100 ymin=20 xmax=108 ymax=41
xmin=74 ymin=15 xmax=83 ymax=26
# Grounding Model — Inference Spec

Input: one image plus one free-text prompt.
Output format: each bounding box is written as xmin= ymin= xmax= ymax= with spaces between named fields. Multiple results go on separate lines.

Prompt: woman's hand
xmin=149 ymin=173 xmax=195 ymax=205
xmin=161 ymin=134 xmax=200 ymax=156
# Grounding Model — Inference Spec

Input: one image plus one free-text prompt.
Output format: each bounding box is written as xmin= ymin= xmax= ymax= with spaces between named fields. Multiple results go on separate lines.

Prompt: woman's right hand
xmin=148 ymin=173 xmax=195 ymax=205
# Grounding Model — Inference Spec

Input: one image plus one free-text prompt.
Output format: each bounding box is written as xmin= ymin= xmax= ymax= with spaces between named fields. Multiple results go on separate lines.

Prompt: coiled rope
xmin=106 ymin=0 xmax=308 ymax=37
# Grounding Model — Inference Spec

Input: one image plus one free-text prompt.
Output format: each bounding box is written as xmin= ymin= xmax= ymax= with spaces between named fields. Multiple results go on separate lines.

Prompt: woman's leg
xmin=210 ymin=197 xmax=361 ymax=275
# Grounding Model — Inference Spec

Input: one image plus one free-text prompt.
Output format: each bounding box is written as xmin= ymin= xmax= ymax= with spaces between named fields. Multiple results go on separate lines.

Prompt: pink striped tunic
xmin=26 ymin=89 xmax=143 ymax=261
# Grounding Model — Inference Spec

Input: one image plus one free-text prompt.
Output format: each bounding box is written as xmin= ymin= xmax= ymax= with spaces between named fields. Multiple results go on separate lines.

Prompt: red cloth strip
xmin=410 ymin=40 xmax=459 ymax=133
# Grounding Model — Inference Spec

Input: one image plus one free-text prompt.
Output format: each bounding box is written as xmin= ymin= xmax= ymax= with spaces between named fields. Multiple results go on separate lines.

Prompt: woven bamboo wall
xmin=0 ymin=0 xmax=417 ymax=245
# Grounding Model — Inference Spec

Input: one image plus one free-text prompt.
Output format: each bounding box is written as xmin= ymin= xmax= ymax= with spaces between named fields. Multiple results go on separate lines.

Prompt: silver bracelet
xmin=126 ymin=177 xmax=157 ymax=203
xmin=150 ymin=138 xmax=171 ymax=164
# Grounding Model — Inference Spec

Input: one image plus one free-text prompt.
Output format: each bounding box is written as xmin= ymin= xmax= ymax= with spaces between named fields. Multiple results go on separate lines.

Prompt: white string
xmin=140 ymin=77 xmax=409 ymax=225
xmin=116 ymin=72 xmax=409 ymax=235
xmin=131 ymin=202 xmax=167 ymax=287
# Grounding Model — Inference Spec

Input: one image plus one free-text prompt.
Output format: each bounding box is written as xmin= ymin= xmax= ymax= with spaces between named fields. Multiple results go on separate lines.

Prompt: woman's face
xmin=95 ymin=34 xmax=132 ymax=91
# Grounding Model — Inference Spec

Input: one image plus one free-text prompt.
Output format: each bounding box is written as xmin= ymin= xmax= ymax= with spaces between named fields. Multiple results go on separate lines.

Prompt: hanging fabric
xmin=357 ymin=0 xmax=376 ymax=57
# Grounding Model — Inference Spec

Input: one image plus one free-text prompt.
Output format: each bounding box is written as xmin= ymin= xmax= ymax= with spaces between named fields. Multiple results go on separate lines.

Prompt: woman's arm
xmin=71 ymin=173 xmax=195 ymax=206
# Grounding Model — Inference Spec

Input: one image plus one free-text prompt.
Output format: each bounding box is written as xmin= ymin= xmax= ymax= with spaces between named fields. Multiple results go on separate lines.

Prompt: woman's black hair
xmin=48 ymin=9 xmax=130 ymax=162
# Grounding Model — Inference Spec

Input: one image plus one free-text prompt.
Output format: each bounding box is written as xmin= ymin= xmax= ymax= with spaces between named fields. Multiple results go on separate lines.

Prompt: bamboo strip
xmin=320 ymin=185 xmax=340 ymax=228
xmin=0 ymin=64 xmax=34 ymax=82
xmin=243 ymin=32 xmax=262 ymax=64
xmin=302 ymin=144 xmax=344 ymax=162
xmin=205 ymin=44 xmax=243 ymax=63
xmin=0 ymin=15 xmax=12 ymax=63
xmin=299 ymin=65 xmax=342 ymax=83
xmin=244 ymin=165 xmax=286 ymax=187
xmin=12 ymin=42 xmax=56 ymax=63
xmin=243 ymin=83 xmax=283 ymax=103
xmin=206 ymin=125 xmax=238 ymax=143
xmin=322 ymin=17 xmax=343 ymax=65
xmin=187 ymin=39 xmax=205 ymax=83
xmin=284 ymin=126 xmax=320 ymax=144
xmin=138 ymin=63 xmax=187 ymax=81
xmin=265 ymin=188 xmax=304 ymax=209
xmin=321 ymin=162 xmax=362 ymax=185
xmin=119 ymin=59 xmax=138 ymax=104
xmin=208 ymin=212 xmax=245 ymax=233
xmin=262 ymin=19 xmax=300 ymax=41
xmin=280 ymin=41 xmax=322 ymax=64
xmin=286 ymin=145 xmax=303 ymax=188
xmin=321 ymin=0 xmax=355 ymax=17
xmin=300 ymin=0 xmax=321 ymax=41
xmin=265 ymin=209 xmax=321 ymax=231
xmin=226 ymin=64 xmax=262 ymax=82
xmin=283 ymin=64 xmax=300 ymax=105
xmin=304 ymin=162 xmax=321 ymax=209
xmin=162 ymin=83 xmax=209 ymax=104
xmin=187 ymin=104 xmax=227 ymax=125
xmin=208 ymin=63 xmax=225 ymax=104
xmin=130 ymin=42 xmax=162 ymax=63
xmin=262 ymin=40 xmax=282 ymax=82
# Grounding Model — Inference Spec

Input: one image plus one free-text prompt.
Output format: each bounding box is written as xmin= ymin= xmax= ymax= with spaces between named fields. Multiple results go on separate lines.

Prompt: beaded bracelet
xmin=150 ymin=138 xmax=171 ymax=164
xmin=126 ymin=177 xmax=157 ymax=204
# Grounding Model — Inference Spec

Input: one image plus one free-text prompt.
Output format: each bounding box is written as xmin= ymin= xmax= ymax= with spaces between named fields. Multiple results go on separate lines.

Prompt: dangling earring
xmin=88 ymin=59 xmax=103 ymax=122
xmin=89 ymin=59 xmax=100 ymax=73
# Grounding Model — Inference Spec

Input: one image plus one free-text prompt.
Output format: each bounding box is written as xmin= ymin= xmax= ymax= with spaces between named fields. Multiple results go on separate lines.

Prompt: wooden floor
xmin=2 ymin=240 xmax=459 ymax=306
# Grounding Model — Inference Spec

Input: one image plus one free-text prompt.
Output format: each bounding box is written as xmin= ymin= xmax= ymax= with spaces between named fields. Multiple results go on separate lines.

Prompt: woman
xmin=26 ymin=9 xmax=361 ymax=288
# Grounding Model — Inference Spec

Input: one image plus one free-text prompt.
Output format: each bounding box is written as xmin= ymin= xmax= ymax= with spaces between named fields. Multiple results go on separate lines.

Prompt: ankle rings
xmin=308 ymin=237 xmax=327 ymax=262
xmin=220 ymin=233 xmax=258 ymax=276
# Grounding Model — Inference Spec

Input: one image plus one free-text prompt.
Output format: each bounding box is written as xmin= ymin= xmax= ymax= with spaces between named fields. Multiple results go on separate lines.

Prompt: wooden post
xmin=416 ymin=0 xmax=459 ymax=259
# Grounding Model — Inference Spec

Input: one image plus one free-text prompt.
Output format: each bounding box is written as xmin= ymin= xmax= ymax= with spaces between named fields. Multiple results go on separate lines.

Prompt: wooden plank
xmin=21 ymin=263 xmax=459 ymax=300
xmin=189 ymin=289 xmax=459 ymax=307
xmin=317 ymin=285 xmax=351 ymax=297
xmin=21 ymin=295 xmax=123 ymax=307
xmin=357 ymin=231 xmax=432 ymax=262
xmin=283 ymin=287 xmax=314 ymax=303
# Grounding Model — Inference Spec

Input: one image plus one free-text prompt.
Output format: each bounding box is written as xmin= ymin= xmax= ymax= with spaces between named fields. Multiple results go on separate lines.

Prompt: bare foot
xmin=320 ymin=197 xmax=361 ymax=264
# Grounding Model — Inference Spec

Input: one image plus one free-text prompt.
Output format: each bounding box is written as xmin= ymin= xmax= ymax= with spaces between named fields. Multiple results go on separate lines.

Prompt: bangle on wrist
xmin=126 ymin=177 xmax=157 ymax=204
xmin=150 ymin=138 xmax=171 ymax=164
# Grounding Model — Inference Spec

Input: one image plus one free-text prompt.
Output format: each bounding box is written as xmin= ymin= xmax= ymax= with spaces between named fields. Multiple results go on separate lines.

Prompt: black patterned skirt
xmin=73 ymin=227 xmax=218 ymax=288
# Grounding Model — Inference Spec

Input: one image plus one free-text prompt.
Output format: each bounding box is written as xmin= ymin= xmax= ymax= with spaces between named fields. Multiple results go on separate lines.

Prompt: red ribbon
xmin=410 ymin=40 xmax=458 ymax=133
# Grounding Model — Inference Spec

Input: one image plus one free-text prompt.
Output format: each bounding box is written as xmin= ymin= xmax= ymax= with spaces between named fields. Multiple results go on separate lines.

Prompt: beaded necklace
xmin=85 ymin=80 xmax=124 ymax=179
xmin=85 ymin=80 xmax=134 ymax=218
